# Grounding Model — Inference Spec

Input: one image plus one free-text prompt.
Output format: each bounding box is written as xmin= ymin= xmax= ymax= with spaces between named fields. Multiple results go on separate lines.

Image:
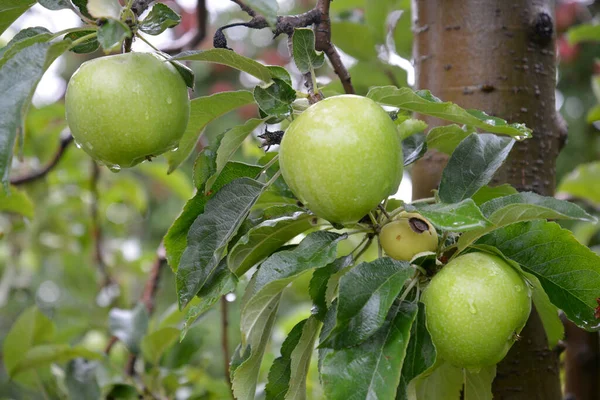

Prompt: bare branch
xmin=221 ymin=296 xmax=232 ymax=391
xmin=10 ymin=132 xmax=73 ymax=186
xmin=90 ymin=162 xmax=113 ymax=288
xmin=230 ymin=0 xmax=256 ymax=17
xmin=162 ymin=0 xmax=208 ymax=54
xmin=125 ymin=245 xmax=167 ymax=376
xmin=314 ymin=0 xmax=354 ymax=94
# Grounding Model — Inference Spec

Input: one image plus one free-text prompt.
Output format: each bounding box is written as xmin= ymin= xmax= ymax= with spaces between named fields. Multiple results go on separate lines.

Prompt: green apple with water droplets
xmin=65 ymin=52 xmax=190 ymax=170
xmin=422 ymin=252 xmax=531 ymax=369
xmin=279 ymin=95 xmax=403 ymax=224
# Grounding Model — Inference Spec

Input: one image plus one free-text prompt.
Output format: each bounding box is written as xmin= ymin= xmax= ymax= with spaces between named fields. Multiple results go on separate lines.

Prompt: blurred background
xmin=0 ymin=0 xmax=599 ymax=398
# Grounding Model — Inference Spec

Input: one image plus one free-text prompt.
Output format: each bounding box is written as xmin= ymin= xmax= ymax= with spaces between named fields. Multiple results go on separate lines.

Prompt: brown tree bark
xmin=411 ymin=1 xmax=563 ymax=398
xmin=564 ymin=319 xmax=600 ymax=400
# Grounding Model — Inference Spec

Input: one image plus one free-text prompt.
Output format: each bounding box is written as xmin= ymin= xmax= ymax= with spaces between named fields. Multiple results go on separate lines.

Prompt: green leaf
xmin=228 ymin=212 xmax=314 ymax=276
xmin=457 ymin=192 xmax=595 ymax=252
xmin=38 ymin=0 xmax=72 ymax=9
xmin=267 ymin=65 xmax=292 ymax=86
xmin=464 ymin=366 xmax=495 ymax=400
xmin=3 ymin=307 xmax=55 ymax=378
xmin=232 ymin=293 xmax=281 ymax=400
xmin=330 ymin=22 xmax=377 ymax=61
xmin=285 ymin=316 xmax=321 ymax=400
xmin=292 ymin=28 xmax=325 ymax=74
xmin=139 ymin=3 xmax=181 ymax=35
xmin=476 ymin=220 xmax=600 ymax=330
xmin=136 ymin=161 xmax=194 ymax=201
xmin=407 ymin=360 xmax=463 ymax=400
xmin=108 ymin=303 xmax=149 ymax=354
xmin=166 ymin=90 xmax=255 ymax=173
xmin=309 ymin=256 xmax=354 ymax=321
xmin=586 ymin=104 xmax=600 ymax=123
xmin=180 ymin=259 xmax=236 ymax=340
xmin=164 ymin=162 xmax=261 ymax=271
xmin=205 ymin=118 xmax=264 ymax=194
xmin=254 ymin=79 xmax=296 ymax=118
xmin=479 ymin=192 xmax=595 ymax=221
xmin=402 ymin=132 xmax=427 ymax=167
xmin=11 ymin=345 xmax=102 ymax=377
xmin=245 ymin=0 xmax=278 ymax=27
xmin=0 ymin=27 xmax=51 ymax=58
xmin=528 ymin=274 xmax=564 ymax=349
xmin=177 ymin=178 xmax=265 ymax=308
xmin=426 ymin=124 xmax=474 ymax=155
xmin=438 ymin=133 xmax=515 ymax=204
xmin=65 ymin=30 xmax=100 ymax=54
xmin=266 ymin=319 xmax=307 ymax=400
xmin=396 ymin=303 xmax=436 ymax=400
xmin=172 ymin=48 xmax=273 ymax=83
xmin=0 ymin=0 xmax=36 ymax=36
xmin=0 ymin=39 xmax=70 ymax=191
xmin=367 ymin=86 xmax=532 ymax=138
xmin=568 ymin=23 xmax=600 ymax=44
xmin=140 ymin=327 xmax=179 ymax=365
xmin=87 ymin=0 xmax=120 ymax=18
xmin=0 ymin=185 xmax=34 ymax=217
xmin=65 ymin=359 xmax=101 ymax=400
xmin=321 ymin=300 xmax=417 ymax=400
xmin=558 ymin=161 xmax=600 ymax=205
xmin=397 ymin=119 xmax=428 ymax=140
xmin=97 ymin=18 xmax=131 ymax=52
xmin=321 ymin=257 xmax=413 ymax=349
xmin=266 ymin=317 xmax=321 ymax=400
xmin=72 ymin=0 xmax=91 ymax=18
xmin=235 ymin=231 xmax=344 ymax=399
xmin=170 ymin=59 xmax=194 ymax=89
xmin=471 ymin=184 xmax=518 ymax=206
xmin=410 ymin=199 xmax=491 ymax=232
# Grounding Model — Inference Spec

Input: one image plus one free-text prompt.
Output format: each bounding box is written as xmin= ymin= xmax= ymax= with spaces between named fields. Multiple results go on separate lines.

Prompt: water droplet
xmin=74 ymin=140 xmax=82 ymax=149
xmin=451 ymin=221 xmax=464 ymax=226
xmin=145 ymin=111 xmax=149 ymax=120
xmin=514 ymin=285 xmax=522 ymax=292
xmin=468 ymin=299 xmax=477 ymax=314
xmin=166 ymin=97 xmax=172 ymax=104
xmin=171 ymin=147 xmax=179 ymax=152
xmin=108 ymin=164 xmax=121 ymax=173
xmin=85 ymin=142 xmax=94 ymax=150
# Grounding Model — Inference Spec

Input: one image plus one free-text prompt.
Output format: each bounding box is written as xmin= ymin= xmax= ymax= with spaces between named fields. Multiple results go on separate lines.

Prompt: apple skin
xmin=380 ymin=212 xmax=438 ymax=261
xmin=279 ymin=95 xmax=403 ymax=224
xmin=422 ymin=252 xmax=531 ymax=369
xmin=65 ymin=52 xmax=190 ymax=169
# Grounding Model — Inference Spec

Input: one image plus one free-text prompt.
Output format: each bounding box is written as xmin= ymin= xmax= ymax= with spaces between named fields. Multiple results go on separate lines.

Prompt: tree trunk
xmin=411 ymin=0 xmax=563 ymax=398
xmin=564 ymin=319 xmax=600 ymax=400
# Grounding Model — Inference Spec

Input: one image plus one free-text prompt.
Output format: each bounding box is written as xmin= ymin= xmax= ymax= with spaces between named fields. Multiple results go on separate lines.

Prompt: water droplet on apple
xmin=74 ymin=140 xmax=82 ymax=149
xmin=166 ymin=97 xmax=172 ymax=104
xmin=85 ymin=142 xmax=94 ymax=150
xmin=145 ymin=111 xmax=149 ymax=120
xmin=108 ymin=164 xmax=121 ymax=173
xmin=171 ymin=147 xmax=179 ymax=152
xmin=514 ymin=285 xmax=522 ymax=292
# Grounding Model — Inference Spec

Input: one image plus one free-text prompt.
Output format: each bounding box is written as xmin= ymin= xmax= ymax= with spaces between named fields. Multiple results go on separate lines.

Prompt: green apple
xmin=379 ymin=212 xmax=438 ymax=261
xmin=279 ymin=95 xmax=403 ymax=224
xmin=65 ymin=52 xmax=190 ymax=170
xmin=422 ymin=252 xmax=531 ymax=369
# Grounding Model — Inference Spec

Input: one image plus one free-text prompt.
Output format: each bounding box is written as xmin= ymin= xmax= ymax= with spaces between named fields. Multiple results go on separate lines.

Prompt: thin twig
xmin=90 ymin=161 xmax=112 ymax=287
xmin=162 ymin=0 xmax=208 ymax=54
xmin=10 ymin=133 xmax=73 ymax=186
xmin=221 ymin=296 xmax=232 ymax=391
xmin=230 ymin=0 xmax=256 ymax=17
xmin=125 ymin=245 xmax=167 ymax=376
